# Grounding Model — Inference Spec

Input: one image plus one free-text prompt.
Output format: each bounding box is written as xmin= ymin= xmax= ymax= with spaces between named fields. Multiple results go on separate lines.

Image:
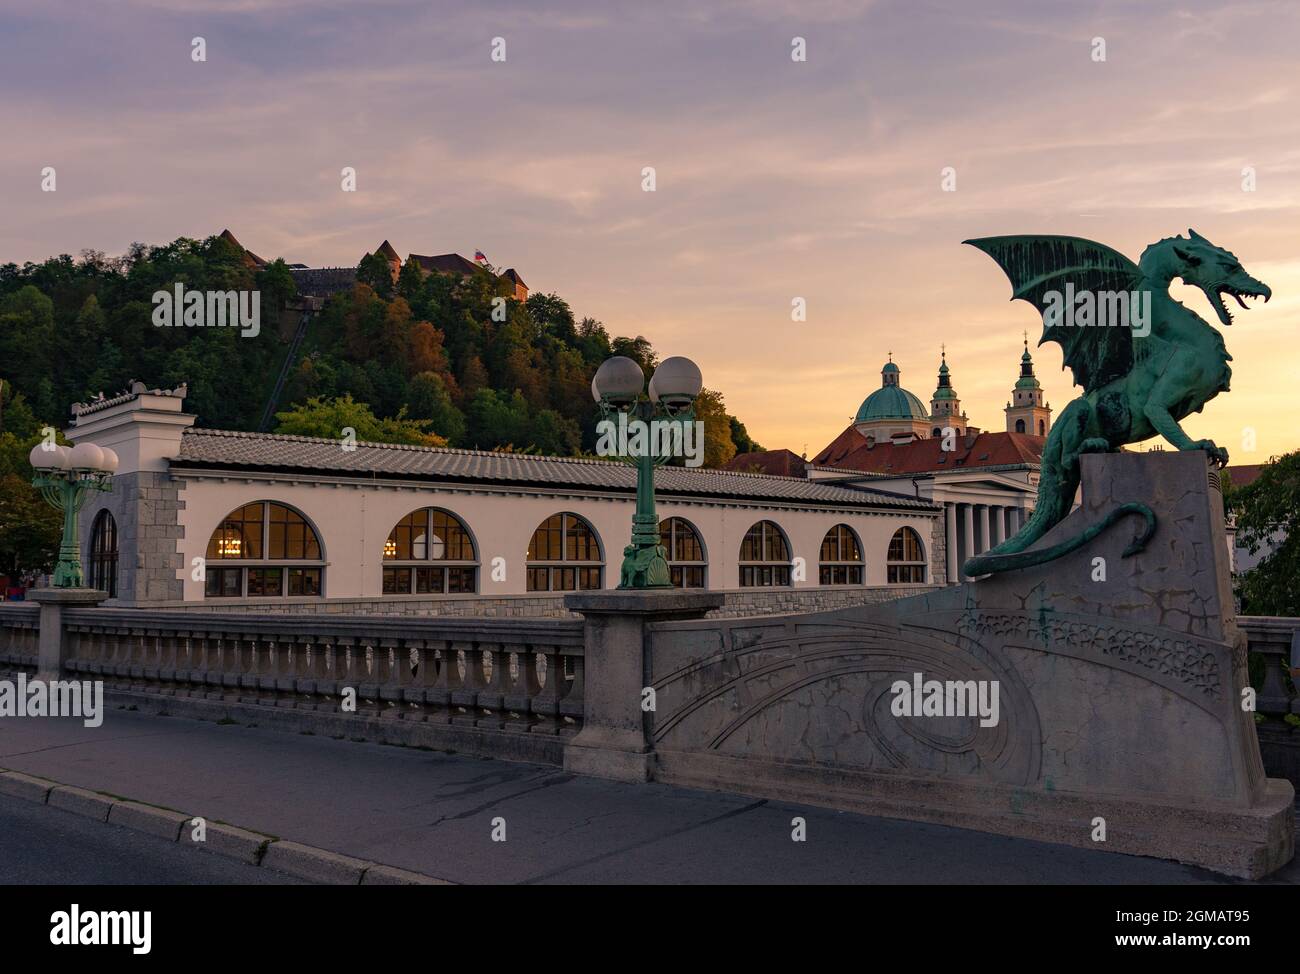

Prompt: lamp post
xmin=592 ymin=355 xmax=703 ymax=589
xmin=28 ymin=441 xmax=118 ymax=588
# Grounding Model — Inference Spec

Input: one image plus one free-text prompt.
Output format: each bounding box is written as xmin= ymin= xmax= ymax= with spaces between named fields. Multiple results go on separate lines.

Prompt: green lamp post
xmin=29 ymin=441 xmax=117 ymax=588
xmin=592 ymin=355 xmax=703 ymax=589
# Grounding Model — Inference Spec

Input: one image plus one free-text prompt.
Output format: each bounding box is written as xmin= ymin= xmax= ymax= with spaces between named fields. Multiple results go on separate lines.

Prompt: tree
xmin=407 ymin=372 xmax=466 ymax=444
xmin=691 ymin=388 xmax=738 ymax=469
xmin=1227 ymin=452 xmax=1300 ymax=615
xmin=0 ymin=394 xmax=62 ymax=577
xmin=396 ymin=259 xmax=425 ymax=300
xmin=528 ymin=409 xmax=581 ymax=455
xmin=356 ymin=252 xmax=394 ymax=297
xmin=274 ymin=394 xmax=445 ymax=447
xmin=464 ymin=388 xmax=530 ymax=450
xmin=408 ymin=321 xmax=450 ymax=377
xmin=0 ymin=473 xmax=61 ymax=577
xmin=610 ymin=335 xmax=657 ymax=375
xmin=728 ymin=415 xmax=764 ymax=455
xmin=525 ymin=292 xmax=576 ymax=343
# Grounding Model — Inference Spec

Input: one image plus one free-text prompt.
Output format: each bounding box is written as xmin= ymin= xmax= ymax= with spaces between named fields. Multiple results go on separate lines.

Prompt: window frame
xmin=87 ymin=509 xmax=119 ymax=598
xmin=659 ymin=516 xmax=707 ymax=589
xmin=738 ymin=519 xmax=792 ymax=588
xmin=203 ymin=501 xmax=325 ymax=599
xmin=818 ymin=523 xmax=864 ymax=586
xmin=886 ymin=526 xmax=927 ymax=584
xmin=381 ymin=507 xmax=479 ymax=595
xmin=526 ymin=512 xmax=604 ymax=592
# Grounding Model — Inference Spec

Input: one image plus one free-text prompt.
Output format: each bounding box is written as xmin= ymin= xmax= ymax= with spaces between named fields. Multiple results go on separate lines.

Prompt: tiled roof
xmin=813 ymin=426 xmax=1044 ymax=475
xmin=174 ymin=429 xmax=936 ymax=511
xmin=502 ymin=267 xmax=527 ymax=288
xmin=1225 ymin=464 xmax=1266 ymax=489
xmin=72 ymin=382 xmax=188 ymax=419
xmin=375 ymin=240 xmax=400 ymax=261
xmin=725 ymin=449 xmax=807 ymax=478
xmin=218 ymin=229 xmax=266 ymax=267
xmin=408 ymin=253 xmax=480 ymax=276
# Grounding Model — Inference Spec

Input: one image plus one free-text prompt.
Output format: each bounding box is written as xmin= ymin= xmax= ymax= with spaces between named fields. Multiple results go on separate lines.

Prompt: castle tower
xmin=928 ymin=346 xmax=968 ymax=437
xmin=1005 ymin=336 xmax=1052 ymax=437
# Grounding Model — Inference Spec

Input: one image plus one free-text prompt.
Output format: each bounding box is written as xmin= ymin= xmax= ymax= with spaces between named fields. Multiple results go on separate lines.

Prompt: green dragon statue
xmin=963 ymin=229 xmax=1271 ymax=577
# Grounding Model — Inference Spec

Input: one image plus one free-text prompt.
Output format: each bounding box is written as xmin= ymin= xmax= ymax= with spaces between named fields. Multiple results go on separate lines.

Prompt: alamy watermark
xmin=1041 ymin=284 xmax=1150 ymax=337
xmin=595 ymin=413 xmax=705 ymax=467
xmin=50 ymin=905 xmax=151 ymax=954
xmin=890 ymin=672 xmax=1000 ymax=727
xmin=151 ymin=284 xmax=260 ymax=337
xmin=0 ymin=675 xmax=103 ymax=727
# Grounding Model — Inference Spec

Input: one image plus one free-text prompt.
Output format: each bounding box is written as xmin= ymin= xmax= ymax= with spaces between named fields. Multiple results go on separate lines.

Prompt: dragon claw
xmin=1190 ymin=439 xmax=1229 ymax=466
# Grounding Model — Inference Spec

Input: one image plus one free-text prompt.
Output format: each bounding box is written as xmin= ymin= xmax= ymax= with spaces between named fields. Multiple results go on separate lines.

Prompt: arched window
xmin=660 ymin=517 xmax=706 ymax=588
xmin=932 ymin=427 xmax=942 ymax=438
xmin=1038 ymin=419 xmax=1045 ymax=435
xmin=818 ymin=524 xmax=863 ymax=585
xmin=1015 ymin=419 xmax=1026 ymax=433
xmin=887 ymin=527 xmax=926 ymax=584
xmin=87 ymin=509 xmax=118 ymax=598
xmin=527 ymin=513 xmax=602 ymax=591
xmin=739 ymin=520 xmax=791 ymax=587
xmin=382 ymin=508 xmax=477 ymax=594
xmin=205 ymin=501 xmax=323 ymax=598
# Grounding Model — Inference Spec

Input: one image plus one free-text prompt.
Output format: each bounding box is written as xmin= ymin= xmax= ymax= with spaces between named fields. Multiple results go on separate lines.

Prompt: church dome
xmin=856 ymin=384 xmax=929 ymax=422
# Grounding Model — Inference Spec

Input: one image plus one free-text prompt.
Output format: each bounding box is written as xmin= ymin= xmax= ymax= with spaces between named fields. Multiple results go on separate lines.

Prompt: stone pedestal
xmin=633 ymin=452 xmax=1294 ymax=878
xmin=563 ymin=590 xmax=723 ymax=781
xmin=27 ymin=588 xmax=108 ymax=679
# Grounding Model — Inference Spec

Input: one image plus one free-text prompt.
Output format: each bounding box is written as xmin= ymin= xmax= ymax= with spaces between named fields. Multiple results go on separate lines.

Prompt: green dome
xmin=882 ymin=362 xmax=900 ymax=374
xmin=856 ymin=384 xmax=929 ymax=423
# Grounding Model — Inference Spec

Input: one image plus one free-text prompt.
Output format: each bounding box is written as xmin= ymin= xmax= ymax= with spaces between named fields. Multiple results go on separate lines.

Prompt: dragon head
xmin=1162 ymin=228 xmax=1271 ymax=327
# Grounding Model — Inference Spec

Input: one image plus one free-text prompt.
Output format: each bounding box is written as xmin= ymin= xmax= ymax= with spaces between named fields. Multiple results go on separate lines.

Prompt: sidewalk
xmin=1 ymin=708 xmax=1295 ymax=884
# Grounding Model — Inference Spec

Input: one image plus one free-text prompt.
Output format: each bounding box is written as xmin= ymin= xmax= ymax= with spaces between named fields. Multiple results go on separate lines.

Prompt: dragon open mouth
xmin=1210 ymin=283 xmax=1270 ymax=326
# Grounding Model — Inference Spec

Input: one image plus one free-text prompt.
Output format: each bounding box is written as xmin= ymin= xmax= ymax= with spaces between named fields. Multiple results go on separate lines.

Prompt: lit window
xmin=887 ymin=527 xmax=926 ymax=584
xmin=204 ymin=502 xmax=323 ymax=598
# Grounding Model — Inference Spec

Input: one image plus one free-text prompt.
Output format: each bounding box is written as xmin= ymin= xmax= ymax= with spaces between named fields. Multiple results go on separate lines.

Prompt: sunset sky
xmin=2 ymin=0 xmax=1298 ymax=461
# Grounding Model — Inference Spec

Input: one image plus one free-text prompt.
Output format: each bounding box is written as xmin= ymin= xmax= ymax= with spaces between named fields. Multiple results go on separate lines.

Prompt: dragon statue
xmin=963 ymin=229 xmax=1271 ymax=577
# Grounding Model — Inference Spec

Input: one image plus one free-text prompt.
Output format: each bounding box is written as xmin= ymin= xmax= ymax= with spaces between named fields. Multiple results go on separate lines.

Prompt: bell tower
xmin=1005 ymin=334 xmax=1052 ymax=437
xmin=928 ymin=346 xmax=968 ymax=437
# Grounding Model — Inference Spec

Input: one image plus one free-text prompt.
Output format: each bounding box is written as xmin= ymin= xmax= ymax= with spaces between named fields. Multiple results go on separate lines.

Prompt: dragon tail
xmin=962 ymin=501 xmax=1155 ymax=576
xmin=961 ymin=405 xmax=1155 ymax=577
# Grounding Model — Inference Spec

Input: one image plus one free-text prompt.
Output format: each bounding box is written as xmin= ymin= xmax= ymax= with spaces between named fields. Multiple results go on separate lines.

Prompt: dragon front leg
xmin=1142 ymin=397 xmax=1229 ymax=466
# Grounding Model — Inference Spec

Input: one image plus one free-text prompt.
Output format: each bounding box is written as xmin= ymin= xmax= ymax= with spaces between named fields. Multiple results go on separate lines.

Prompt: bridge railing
xmin=0 ymin=604 xmax=585 ymax=740
xmin=1239 ymin=615 xmax=1300 ymax=790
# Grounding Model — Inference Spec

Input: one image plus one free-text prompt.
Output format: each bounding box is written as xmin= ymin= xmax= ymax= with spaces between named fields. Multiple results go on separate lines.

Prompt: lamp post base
xmin=618 ymin=543 xmax=672 ymax=589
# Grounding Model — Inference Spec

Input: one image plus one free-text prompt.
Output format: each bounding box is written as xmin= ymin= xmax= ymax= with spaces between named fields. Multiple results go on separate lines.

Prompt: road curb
xmin=0 ymin=766 xmax=453 ymax=885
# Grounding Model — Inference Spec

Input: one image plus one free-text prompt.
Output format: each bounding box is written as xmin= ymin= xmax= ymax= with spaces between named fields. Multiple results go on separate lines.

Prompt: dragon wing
xmin=964 ymin=235 xmax=1143 ymax=391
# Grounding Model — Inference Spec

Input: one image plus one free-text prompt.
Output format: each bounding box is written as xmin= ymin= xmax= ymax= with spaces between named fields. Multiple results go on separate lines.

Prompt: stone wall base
xmin=655 ymin=750 xmax=1295 ymax=880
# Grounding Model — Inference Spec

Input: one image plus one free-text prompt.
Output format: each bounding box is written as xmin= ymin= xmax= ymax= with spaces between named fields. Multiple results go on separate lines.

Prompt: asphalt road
xmin=5 ymin=710 xmax=1296 ymax=884
xmin=0 ymin=792 xmax=303 ymax=885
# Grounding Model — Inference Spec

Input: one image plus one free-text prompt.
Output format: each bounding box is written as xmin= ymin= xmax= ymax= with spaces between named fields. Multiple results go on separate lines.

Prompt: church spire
xmin=929 ymin=344 xmax=966 ymax=435
xmin=1005 ymin=333 xmax=1051 ymax=435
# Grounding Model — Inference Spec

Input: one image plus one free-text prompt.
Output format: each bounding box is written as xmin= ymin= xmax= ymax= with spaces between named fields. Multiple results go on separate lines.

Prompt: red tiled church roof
xmin=810 ymin=426 xmax=1045 ymax=475
xmin=726 ymin=449 xmax=807 ymax=478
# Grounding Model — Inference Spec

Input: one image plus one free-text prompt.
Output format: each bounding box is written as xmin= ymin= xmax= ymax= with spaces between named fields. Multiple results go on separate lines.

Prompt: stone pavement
xmin=1 ymin=708 xmax=1295 ymax=885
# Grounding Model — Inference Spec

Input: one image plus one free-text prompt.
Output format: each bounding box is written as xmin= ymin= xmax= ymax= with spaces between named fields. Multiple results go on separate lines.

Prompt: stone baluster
xmin=450 ymin=641 xmax=484 ymax=726
xmin=503 ymin=643 xmax=541 ymax=734
xmin=424 ymin=640 xmax=459 ymax=724
xmin=377 ymin=638 xmax=404 ymax=718
xmin=529 ymin=644 xmax=569 ymax=735
xmin=559 ymin=651 xmax=585 ymax=736
xmin=474 ymin=643 xmax=509 ymax=730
